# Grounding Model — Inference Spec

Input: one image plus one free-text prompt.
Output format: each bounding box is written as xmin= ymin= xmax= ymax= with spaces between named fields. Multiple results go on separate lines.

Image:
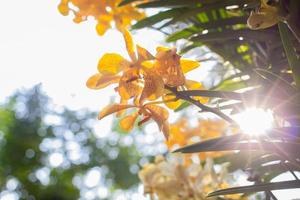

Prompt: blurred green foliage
xmin=0 ymin=85 xmax=143 ymax=199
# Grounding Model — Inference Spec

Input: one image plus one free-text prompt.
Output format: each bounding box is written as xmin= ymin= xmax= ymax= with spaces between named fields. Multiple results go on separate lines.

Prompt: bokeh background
xmin=0 ymin=0 xmax=299 ymax=199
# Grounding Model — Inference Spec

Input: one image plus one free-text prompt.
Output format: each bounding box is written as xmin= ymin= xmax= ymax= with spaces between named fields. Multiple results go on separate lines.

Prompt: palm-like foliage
xmin=121 ymin=0 xmax=300 ymax=198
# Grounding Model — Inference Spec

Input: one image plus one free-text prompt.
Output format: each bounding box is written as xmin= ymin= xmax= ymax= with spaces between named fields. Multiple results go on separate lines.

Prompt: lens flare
xmin=235 ymin=108 xmax=274 ymax=135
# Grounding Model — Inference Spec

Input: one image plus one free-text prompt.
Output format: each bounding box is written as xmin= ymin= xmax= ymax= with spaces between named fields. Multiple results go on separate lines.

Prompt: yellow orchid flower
xmin=141 ymin=47 xmax=204 ymax=109
xmin=138 ymin=154 xmax=245 ymax=200
xmin=166 ymin=118 xmax=229 ymax=161
xmin=58 ymin=0 xmax=146 ymax=36
xmin=87 ymin=29 xmax=164 ymax=105
xmin=98 ymin=103 xmax=170 ymax=139
xmin=142 ymin=46 xmax=201 ymax=87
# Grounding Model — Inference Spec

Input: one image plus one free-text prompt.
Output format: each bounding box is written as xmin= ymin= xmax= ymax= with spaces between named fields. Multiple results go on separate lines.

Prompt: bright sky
xmin=0 ymin=0 xmax=164 ymax=111
xmin=1 ymin=1 xmax=299 ymax=199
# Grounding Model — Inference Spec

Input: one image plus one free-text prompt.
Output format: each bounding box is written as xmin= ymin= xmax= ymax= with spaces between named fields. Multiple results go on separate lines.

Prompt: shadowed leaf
xmin=208 ymin=180 xmax=300 ymax=197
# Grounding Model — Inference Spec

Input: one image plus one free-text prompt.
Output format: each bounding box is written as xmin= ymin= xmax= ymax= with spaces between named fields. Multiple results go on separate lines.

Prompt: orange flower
xmin=58 ymin=0 xmax=145 ymax=35
xmin=142 ymin=47 xmax=204 ymax=110
xmin=166 ymin=118 xmax=229 ymax=160
xmin=142 ymin=47 xmax=201 ymax=87
xmin=98 ymin=103 xmax=169 ymax=139
xmin=86 ymin=29 xmax=205 ymax=137
xmin=86 ymin=29 xmax=163 ymax=105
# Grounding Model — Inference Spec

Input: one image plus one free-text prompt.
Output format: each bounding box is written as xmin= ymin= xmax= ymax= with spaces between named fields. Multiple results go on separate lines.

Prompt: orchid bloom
xmin=142 ymin=47 xmax=206 ymax=110
xmin=138 ymin=155 xmax=243 ymax=200
xmin=58 ymin=0 xmax=145 ymax=35
xmin=86 ymin=29 xmax=164 ymax=105
xmin=143 ymin=46 xmax=201 ymax=87
xmin=99 ymin=103 xmax=169 ymax=139
xmin=86 ymin=29 xmax=205 ymax=138
xmin=166 ymin=119 xmax=229 ymax=161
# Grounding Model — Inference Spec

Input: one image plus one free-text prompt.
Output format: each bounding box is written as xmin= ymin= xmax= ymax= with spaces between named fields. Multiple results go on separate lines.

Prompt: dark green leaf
xmin=208 ymin=180 xmax=300 ymax=197
xmin=132 ymin=8 xmax=185 ymax=29
xmin=137 ymin=0 xmax=200 ymax=8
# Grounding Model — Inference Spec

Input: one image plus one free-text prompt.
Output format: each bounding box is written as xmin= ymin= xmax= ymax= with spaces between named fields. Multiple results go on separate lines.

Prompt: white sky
xmin=0 ymin=0 xmax=164 ymax=111
xmin=0 ymin=1 xmax=299 ymax=199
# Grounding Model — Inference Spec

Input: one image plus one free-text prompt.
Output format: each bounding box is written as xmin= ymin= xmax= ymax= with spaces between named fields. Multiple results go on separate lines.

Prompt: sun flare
xmin=235 ymin=108 xmax=274 ymax=136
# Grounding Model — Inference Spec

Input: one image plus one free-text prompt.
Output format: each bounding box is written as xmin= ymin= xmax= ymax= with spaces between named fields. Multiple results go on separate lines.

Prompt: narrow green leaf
xmin=132 ymin=8 xmax=185 ymax=29
xmin=137 ymin=0 xmax=199 ymax=8
xmin=166 ymin=17 xmax=248 ymax=42
xmin=173 ymin=130 xmax=300 ymax=155
xmin=174 ymin=101 xmax=190 ymax=112
xmin=278 ymin=22 xmax=300 ymax=87
xmin=207 ymin=180 xmax=300 ymax=197
xmin=191 ymin=29 xmax=277 ymax=43
xmin=161 ymin=0 xmax=253 ymax=27
xmin=213 ymin=79 xmax=248 ymax=91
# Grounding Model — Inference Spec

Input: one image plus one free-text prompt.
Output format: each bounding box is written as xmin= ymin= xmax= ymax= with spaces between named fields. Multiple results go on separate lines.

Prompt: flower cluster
xmin=86 ymin=29 xmax=204 ymax=139
xmin=58 ymin=0 xmax=146 ymax=35
xmin=166 ymin=118 xmax=231 ymax=160
xmin=138 ymin=155 xmax=243 ymax=200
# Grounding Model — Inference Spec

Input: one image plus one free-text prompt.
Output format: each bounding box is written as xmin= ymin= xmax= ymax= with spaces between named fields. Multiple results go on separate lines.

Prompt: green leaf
xmin=180 ymin=42 xmax=203 ymax=54
xmin=173 ymin=130 xmax=300 ymax=156
xmin=167 ymin=26 xmax=200 ymax=42
xmin=174 ymin=101 xmax=190 ymax=112
xmin=191 ymin=29 xmax=277 ymax=43
xmin=214 ymin=151 xmax=268 ymax=172
xmin=166 ymin=17 xmax=248 ymax=42
xmin=207 ymin=180 xmax=300 ymax=197
xmin=160 ymin=0 xmax=253 ymax=28
xmin=213 ymin=79 xmax=249 ymax=91
xmin=137 ymin=0 xmax=200 ymax=8
xmin=132 ymin=8 xmax=185 ymax=29
xmin=177 ymin=90 xmax=298 ymax=108
xmin=278 ymin=22 xmax=300 ymax=87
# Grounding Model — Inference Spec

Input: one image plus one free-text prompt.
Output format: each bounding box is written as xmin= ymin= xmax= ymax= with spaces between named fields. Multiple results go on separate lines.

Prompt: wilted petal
xmin=98 ymin=104 xmax=135 ymax=120
xmin=119 ymin=112 xmax=139 ymax=132
xmin=180 ymin=59 xmax=200 ymax=74
xmin=86 ymin=73 xmax=120 ymax=89
xmin=140 ymin=70 xmax=164 ymax=103
xmin=98 ymin=53 xmax=130 ymax=74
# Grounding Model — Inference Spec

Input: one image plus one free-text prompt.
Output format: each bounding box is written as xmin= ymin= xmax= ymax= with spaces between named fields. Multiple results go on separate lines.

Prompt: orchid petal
xmin=180 ymin=59 xmax=200 ymax=74
xmin=119 ymin=112 xmax=139 ymax=132
xmin=98 ymin=53 xmax=130 ymax=74
xmin=86 ymin=73 xmax=120 ymax=89
xmin=98 ymin=104 xmax=135 ymax=120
